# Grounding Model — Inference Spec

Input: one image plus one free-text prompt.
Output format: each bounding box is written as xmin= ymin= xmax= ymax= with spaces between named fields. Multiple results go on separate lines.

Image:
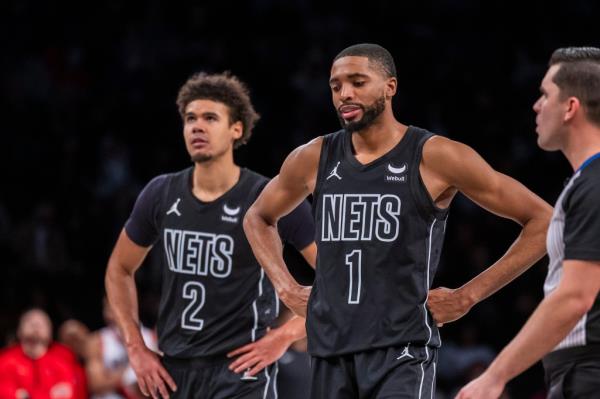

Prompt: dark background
xmin=1 ymin=0 xmax=598 ymax=397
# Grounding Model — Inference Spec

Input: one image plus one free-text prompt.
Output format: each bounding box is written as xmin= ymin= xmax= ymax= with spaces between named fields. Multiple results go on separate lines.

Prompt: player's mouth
xmin=339 ymin=104 xmax=363 ymax=120
xmin=191 ymin=136 xmax=209 ymax=149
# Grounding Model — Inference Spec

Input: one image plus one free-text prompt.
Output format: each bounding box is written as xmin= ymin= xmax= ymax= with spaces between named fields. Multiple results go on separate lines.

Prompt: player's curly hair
xmin=176 ymin=72 xmax=260 ymax=148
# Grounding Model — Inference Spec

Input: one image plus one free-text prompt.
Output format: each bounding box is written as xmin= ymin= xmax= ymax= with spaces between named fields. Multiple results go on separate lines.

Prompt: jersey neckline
xmin=342 ymin=125 xmax=414 ymax=172
xmin=576 ymin=152 xmax=600 ymax=173
xmin=184 ymin=166 xmax=249 ymax=207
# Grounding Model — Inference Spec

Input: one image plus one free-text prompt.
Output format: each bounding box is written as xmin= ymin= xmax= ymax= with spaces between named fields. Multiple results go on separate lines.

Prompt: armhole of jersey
xmin=411 ymin=133 xmax=449 ymax=222
xmin=248 ymin=177 xmax=269 ymax=204
xmin=312 ymin=135 xmax=331 ymax=213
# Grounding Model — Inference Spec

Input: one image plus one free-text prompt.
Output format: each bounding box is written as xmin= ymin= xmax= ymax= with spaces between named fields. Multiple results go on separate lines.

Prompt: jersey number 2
xmin=346 ymin=250 xmax=362 ymax=304
xmin=181 ymin=281 xmax=205 ymax=330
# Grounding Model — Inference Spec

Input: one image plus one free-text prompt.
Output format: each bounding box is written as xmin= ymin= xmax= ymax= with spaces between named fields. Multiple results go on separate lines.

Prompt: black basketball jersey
xmin=125 ymin=167 xmax=314 ymax=358
xmin=308 ymin=126 xmax=448 ymax=357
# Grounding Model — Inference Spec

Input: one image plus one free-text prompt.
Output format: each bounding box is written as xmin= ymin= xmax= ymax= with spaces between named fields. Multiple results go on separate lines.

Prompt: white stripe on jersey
xmin=275 ymin=290 xmax=280 ymax=319
xmin=262 ymin=363 xmax=277 ymax=399
xmin=431 ymin=361 xmax=436 ymax=399
xmin=273 ymin=362 xmax=279 ymax=399
xmin=251 ymin=269 xmax=266 ymax=342
xmin=419 ymin=219 xmax=437 ymax=399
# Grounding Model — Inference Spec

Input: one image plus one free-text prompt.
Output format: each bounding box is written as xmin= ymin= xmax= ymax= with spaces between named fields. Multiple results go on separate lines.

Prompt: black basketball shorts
xmin=162 ymin=355 xmax=278 ymax=399
xmin=309 ymin=344 xmax=437 ymax=399
xmin=543 ymin=345 xmax=600 ymax=399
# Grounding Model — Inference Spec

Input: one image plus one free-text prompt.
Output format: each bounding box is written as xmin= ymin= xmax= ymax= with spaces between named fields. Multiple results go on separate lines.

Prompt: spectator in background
xmin=86 ymin=298 xmax=157 ymax=399
xmin=58 ymin=318 xmax=91 ymax=363
xmin=0 ymin=308 xmax=87 ymax=399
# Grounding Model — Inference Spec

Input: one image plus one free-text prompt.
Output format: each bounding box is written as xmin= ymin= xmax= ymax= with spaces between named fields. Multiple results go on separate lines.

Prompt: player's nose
xmin=532 ymin=97 xmax=542 ymax=113
xmin=191 ymin=121 xmax=207 ymax=133
xmin=339 ymin=83 xmax=355 ymax=100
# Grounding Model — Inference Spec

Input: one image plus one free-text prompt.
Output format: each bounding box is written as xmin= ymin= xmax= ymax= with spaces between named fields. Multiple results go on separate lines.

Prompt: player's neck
xmin=351 ymin=113 xmax=407 ymax=158
xmin=563 ymin=124 xmax=600 ymax=171
xmin=192 ymin=154 xmax=241 ymax=202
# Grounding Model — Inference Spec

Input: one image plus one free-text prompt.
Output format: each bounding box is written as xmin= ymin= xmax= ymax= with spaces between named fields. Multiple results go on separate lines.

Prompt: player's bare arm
xmin=227 ymin=242 xmax=316 ymax=375
xmin=456 ymin=259 xmax=600 ymax=399
xmin=105 ymin=230 xmax=177 ymax=399
xmin=227 ymin=315 xmax=307 ymax=376
xmin=423 ymin=137 xmax=552 ymax=325
xmin=244 ymin=137 xmax=322 ymax=317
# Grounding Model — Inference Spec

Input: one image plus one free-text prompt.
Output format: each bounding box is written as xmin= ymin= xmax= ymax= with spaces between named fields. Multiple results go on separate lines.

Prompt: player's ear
xmin=385 ymin=77 xmax=397 ymax=99
xmin=564 ymin=96 xmax=580 ymax=123
xmin=231 ymin=121 xmax=243 ymax=140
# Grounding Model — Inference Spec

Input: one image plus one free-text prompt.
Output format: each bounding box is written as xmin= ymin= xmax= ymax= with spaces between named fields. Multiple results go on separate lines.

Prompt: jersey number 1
xmin=346 ymin=250 xmax=362 ymax=304
xmin=181 ymin=281 xmax=205 ymax=331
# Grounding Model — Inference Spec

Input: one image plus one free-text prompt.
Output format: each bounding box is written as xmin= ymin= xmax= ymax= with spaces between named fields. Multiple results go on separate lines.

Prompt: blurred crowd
xmin=3 ymin=0 xmax=600 ymax=397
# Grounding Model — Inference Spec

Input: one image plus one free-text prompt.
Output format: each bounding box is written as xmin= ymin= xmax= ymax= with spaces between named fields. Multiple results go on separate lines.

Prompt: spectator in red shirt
xmin=0 ymin=308 xmax=87 ymax=399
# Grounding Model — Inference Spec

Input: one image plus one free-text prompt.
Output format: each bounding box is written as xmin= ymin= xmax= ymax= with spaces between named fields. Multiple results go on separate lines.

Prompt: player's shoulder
xmin=240 ymin=168 xmax=271 ymax=200
xmin=421 ymin=133 xmax=471 ymax=164
xmin=419 ymin=131 xmax=498 ymax=187
xmin=241 ymin=168 xmax=269 ymax=185
xmin=148 ymin=167 xmax=191 ymax=187
xmin=323 ymin=128 xmax=345 ymax=140
xmin=141 ymin=167 xmax=192 ymax=195
xmin=287 ymin=133 xmax=337 ymax=165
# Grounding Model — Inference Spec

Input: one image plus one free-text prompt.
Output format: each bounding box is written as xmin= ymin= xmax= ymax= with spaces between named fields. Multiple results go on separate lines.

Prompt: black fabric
xmin=308 ymin=126 xmax=447 ymax=357
xmin=125 ymin=174 xmax=169 ymax=247
xmin=309 ymin=345 xmax=437 ymax=399
xmin=559 ymin=158 xmax=600 ymax=348
xmin=563 ymin=158 xmax=600 ymax=261
xmin=124 ymin=167 xmax=314 ymax=358
xmin=544 ymin=357 xmax=600 ymax=399
xmin=277 ymin=195 xmax=314 ymax=251
xmin=163 ymin=356 xmax=278 ymax=399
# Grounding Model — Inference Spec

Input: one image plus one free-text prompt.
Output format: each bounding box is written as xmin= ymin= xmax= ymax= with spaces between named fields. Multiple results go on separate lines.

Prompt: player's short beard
xmin=190 ymin=145 xmax=229 ymax=164
xmin=337 ymin=95 xmax=386 ymax=133
xmin=191 ymin=153 xmax=213 ymax=163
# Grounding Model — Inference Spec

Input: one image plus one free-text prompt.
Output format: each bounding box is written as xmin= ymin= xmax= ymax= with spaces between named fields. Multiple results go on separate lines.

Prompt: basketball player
xmin=105 ymin=72 xmax=316 ymax=399
xmin=243 ymin=43 xmax=552 ymax=398
xmin=456 ymin=47 xmax=600 ymax=399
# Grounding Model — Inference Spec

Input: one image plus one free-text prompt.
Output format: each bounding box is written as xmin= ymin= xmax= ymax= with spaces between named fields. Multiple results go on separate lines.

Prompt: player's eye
xmin=353 ymin=81 xmax=365 ymax=87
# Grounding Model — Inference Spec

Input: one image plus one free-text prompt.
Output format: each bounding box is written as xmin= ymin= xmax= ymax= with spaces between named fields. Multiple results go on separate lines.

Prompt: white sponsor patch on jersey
xmin=387 ymin=163 xmax=407 ymax=174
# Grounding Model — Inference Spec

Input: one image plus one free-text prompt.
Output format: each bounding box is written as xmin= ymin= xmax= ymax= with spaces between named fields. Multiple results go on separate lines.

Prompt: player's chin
xmin=190 ymin=152 xmax=213 ymax=163
xmin=338 ymin=116 xmax=361 ymax=132
xmin=536 ymin=134 xmax=558 ymax=152
xmin=345 ymin=120 xmax=367 ymax=133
